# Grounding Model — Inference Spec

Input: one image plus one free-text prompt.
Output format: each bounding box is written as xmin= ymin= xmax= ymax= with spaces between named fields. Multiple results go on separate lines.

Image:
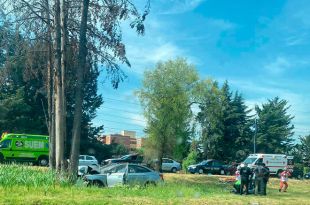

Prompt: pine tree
xmin=255 ymin=97 xmax=294 ymax=153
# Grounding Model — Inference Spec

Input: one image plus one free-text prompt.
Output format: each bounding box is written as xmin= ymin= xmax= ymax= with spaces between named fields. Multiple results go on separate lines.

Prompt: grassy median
xmin=0 ymin=165 xmax=309 ymax=205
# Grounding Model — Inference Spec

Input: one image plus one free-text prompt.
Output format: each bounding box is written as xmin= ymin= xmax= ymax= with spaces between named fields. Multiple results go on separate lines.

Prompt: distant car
xmin=103 ymin=154 xmax=143 ymax=165
xmin=79 ymin=155 xmax=99 ymax=166
xmin=304 ymin=172 xmax=310 ymax=179
xmin=290 ymin=167 xmax=304 ymax=179
xmin=161 ymin=158 xmax=181 ymax=173
xmin=83 ymin=163 xmax=163 ymax=187
xmin=187 ymin=159 xmax=227 ymax=175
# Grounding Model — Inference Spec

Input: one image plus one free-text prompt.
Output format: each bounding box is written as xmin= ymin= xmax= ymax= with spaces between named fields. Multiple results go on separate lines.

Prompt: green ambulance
xmin=0 ymin=133 xmax=49 ymax=166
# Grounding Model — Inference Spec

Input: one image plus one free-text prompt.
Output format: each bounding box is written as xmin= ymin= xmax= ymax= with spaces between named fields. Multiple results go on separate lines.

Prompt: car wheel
xmin=220 ymin=169 xmax=225 ymax=175
xmin=198 ymin=168 xmax=203 ymax=174
xmin=171 ymin=167 xmax=177 ymax=173
xmin=38 ymin=157 xmax=49 ymax=166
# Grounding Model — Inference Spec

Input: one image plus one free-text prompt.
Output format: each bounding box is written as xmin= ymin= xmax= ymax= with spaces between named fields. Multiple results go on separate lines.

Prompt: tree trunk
xmin=54 ymin=0 xmax=65 ymax=171
xmin=60 ymin=0 xmax=68 ymax=168
xmin=69 ymin=0 xmax=89 ymax=178
xmin=45 ymin=0 xmax=56 ymax=169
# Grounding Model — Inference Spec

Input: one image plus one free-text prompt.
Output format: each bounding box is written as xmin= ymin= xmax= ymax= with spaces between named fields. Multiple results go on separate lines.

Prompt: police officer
xmin=239 ymin=163 xmax=252 ymax=195
xmin=262 ymin=163 xmax=270 ymax=195
xmin=254 ymin=162 xmax=268 ymax=195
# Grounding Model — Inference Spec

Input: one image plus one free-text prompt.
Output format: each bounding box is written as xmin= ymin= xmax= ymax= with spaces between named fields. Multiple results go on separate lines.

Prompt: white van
xmin=243 ymin=153 xmax=294 ymax=175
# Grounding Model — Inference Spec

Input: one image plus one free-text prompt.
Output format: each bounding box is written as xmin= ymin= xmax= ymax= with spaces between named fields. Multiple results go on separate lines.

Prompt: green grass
xmin=0 ymin=165 xmax=309 ymax=204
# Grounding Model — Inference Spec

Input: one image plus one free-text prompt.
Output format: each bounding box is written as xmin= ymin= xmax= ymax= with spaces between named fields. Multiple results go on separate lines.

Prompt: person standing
xmin=279 ymin=168 xmax=291 ymax=192
xmin=262 ymin=163 xmax=270 ymax=195
xmin=254 ymin=163 xmax=268 ymax=195
xmin=239 ymin=163 xmax=252 ymax=195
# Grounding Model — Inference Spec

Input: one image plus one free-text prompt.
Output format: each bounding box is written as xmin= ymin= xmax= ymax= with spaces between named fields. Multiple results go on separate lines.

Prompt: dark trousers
xmin=255 ymin=178 xmax=265 ymax=195
xmin=240 ymin=178 xmax=249 ymax=195
xmin=263 ymin=179 xmax=268 ymax=195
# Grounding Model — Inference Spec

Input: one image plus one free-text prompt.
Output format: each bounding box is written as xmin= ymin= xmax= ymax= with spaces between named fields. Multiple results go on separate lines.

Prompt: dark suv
xmin=187 ymin=159 xmax=227 ymax=175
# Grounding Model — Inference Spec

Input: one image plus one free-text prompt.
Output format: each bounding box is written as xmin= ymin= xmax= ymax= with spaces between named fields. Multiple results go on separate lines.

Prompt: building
xmin=121 ymin=130 xmax=136 ymax=138
xmin=136 ymin=138 xmax=145 ymax=149
xmin=98 ymin=130 xmax=145 ymax=149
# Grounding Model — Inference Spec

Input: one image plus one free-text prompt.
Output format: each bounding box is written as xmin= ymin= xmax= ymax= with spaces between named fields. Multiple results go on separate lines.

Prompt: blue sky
xmin=94 ymin=0 xmax=310 ymax=140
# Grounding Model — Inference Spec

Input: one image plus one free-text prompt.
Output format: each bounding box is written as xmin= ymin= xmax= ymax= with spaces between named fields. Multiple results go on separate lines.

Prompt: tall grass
xmin=0 ymin=164 xmax=71 ymax=188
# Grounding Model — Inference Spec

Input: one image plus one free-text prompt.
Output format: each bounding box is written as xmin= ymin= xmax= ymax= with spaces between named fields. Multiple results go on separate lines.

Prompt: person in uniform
xmin=254 ymin=162 xmax=268 ymax=195
xmin=262 ymin=163 xmax=270 ymax=195
xmin=239 ymin=163 xmax=252 ymax=195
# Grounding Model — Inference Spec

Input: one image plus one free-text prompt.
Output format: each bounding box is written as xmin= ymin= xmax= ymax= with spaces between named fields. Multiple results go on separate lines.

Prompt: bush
xmin=182 ymin=150 xmax=198 ymax=172
xmin=304 ymin=166 xmax=310 ymax=175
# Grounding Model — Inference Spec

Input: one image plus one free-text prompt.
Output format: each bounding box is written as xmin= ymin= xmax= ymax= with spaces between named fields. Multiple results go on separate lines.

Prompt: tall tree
xmin=196 ymin=80 xmax=224 ymax=159
xmin=137 ymin=58 xmax=199 ymax=170
xmin=221 ymin=82 xmax=253 ymax=162
xmin=255 ymin=97 xmax=294 ymax=153
xmin=300 ymin=135 xmax=310 ymax=163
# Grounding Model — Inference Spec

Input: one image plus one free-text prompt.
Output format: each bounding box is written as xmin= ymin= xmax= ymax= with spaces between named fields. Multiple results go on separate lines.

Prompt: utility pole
xmin=254 ymin=118 xmax=257 ymax=154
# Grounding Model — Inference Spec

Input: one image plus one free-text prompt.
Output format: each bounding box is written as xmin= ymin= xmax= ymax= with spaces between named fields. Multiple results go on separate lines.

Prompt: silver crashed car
xmin=83 ymin=163 xmax=163 ymax=187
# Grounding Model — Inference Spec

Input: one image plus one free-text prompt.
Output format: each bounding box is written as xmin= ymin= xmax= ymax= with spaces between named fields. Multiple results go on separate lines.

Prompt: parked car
xmin=103 ymin=154 xmax=143 ymax=165
xmin=187 ymin=159 xmax=227 ymax=175
xmin=290 ymin=167 xmax=304 ymax=179
xmin=162 ymin=158 xmax=181 ymax=173
xmin=83 ymin=163 xmax=163 ymax=187
xmin=79 ymin=155 xmax=99 ymax=166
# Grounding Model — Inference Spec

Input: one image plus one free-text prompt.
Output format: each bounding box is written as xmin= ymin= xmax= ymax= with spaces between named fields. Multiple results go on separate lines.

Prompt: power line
xmin=98 ymin=106 xmax=143 ymax=115
xmin=96 ymin=113 xmax=147 ymax=123
xmin=99 ymin=119 xmax=146 ymax=128
xmin=102 ymin=97 xmax=141 ymax=106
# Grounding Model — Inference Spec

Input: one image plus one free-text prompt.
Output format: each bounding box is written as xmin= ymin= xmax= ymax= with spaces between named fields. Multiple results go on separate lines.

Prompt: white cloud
xmin=205 ymin=18 xmax=236 ymax=31
xmin=127 ymin=113 xmax=147 ymax=127
xmin=264 ymin=57 xmax=291 ymax=75
xmin=159 ymin=0 xmax=206 ymax=14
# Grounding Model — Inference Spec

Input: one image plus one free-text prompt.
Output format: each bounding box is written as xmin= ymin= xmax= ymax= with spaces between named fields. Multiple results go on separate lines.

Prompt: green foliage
xmin=0 ymin=164 xmax=71 ymax=188
xmin=304 ymin=167 xmax=310 ymax=174
xmin=137 ymin=58 xmax=199 ymax=162
xmin=0 ymin=24 xmax=104 ymax=157
xmin=299 ymin=135 xmax=310 ymax=162
xmin=112 ymin=143 xmax=129 ymax=156
xmin=255 ymin=97 xmax=294 ymax=153
xmin=182 ymin=150 xmax=198 ymax=172
xmin=197 ymin=81 xmax=253 ymax=162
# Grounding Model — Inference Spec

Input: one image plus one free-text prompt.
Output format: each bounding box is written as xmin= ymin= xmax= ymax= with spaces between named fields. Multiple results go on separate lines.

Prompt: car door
xmin=86 ymin=155 xmax=97 ymax=166
xmin=212 ymin=161 xmax=222 ymax=174
xmin=0 ymin=139 xmax=12 ymax=160
xmin=162 ymin=159 xmax=172 ymax=171
xmin=203 ymin=161 xmax=212 ymax=173
xmin=126 ymin=165 xmax=149 ymax=186
xmin=107 ymin=164 xmax=127 ymax=187
xmin=79 ymin=155 xmax=85 ymax=166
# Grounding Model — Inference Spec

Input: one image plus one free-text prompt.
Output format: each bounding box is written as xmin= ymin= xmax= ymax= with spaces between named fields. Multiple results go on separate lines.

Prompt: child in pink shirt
xmin=279 ymin=168 xmax=291 ymax=192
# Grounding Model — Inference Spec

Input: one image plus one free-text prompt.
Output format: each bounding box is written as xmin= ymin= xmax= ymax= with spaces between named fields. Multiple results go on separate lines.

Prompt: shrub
xmin=304 ymin=166 xmax=310 ymax=175
xmin=182 ymin=150 xmax=198 ymax=172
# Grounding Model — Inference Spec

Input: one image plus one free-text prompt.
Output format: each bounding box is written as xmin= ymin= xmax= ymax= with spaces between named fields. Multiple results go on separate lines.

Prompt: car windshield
xmin=198 ymin=160 xmax=209 ymax=165
xmin=100 ymin=164 xmax=127 ymax=174
xmin=243 ymin=157 xmax=257 ymax=164
xmin=120 ymin=155 xmax=130 ymax=160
